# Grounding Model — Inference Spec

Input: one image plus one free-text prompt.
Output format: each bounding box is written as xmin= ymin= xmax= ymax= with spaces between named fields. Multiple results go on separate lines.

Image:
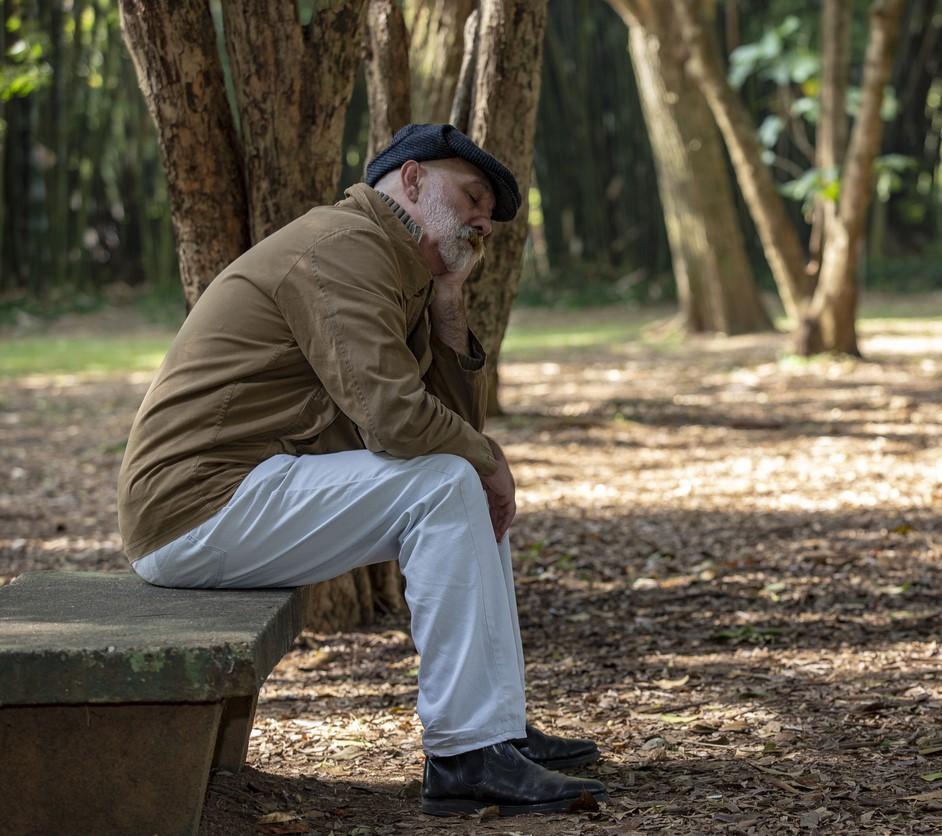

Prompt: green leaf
xmin=777 ymin=15 xmax=802 ymax=39
xmin=787 ymin=49 xmax=819 ymax=84
xmin=920 ymin=772 xmax=942 ymax=782
xmin=758 ymin=115 xmax=783 ymax=148
xmin=790 ymin=96 xmax=819 ymax=121
xmin=7 ymin=39 xmax=28 ymax=59
xmin=880 ymin=85 xmax=900 ymax=121
xmin=728 ymin=43 xmax=763 ymax=88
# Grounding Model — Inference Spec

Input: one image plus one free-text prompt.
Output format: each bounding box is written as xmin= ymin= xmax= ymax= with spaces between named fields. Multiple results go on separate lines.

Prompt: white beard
xmin=419 ymin=180 xmax=485 ymax=273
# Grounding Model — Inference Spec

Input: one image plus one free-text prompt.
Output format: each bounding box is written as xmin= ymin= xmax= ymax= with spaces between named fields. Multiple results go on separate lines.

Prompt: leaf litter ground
xmin=1 ymin=305 xmax=941 ymax=834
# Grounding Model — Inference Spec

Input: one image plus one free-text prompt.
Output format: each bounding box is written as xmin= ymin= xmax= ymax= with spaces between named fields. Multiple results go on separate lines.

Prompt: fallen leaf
xmin=659 ymin=713 xmax=699 ymax=724
xmin=654 ymin=674 xmax=690 ymax=689
xmin=920 ymin=771 xmax=942 ymax=782
xmin=799 ymin=810 xmax=821 ymax=827
xmin=903 ymin=789 xmax=942 ymax=801
xmin=567 ymin=790 xmax=600 ymax=812
xmin=477 ymin=805 xmax=501 ymax=820
xmin=257 ymin=811 xmax=302 ymax=824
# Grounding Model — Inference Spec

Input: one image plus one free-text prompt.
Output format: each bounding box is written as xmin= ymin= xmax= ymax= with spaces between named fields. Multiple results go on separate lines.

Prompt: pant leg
xmin=498 ymin=535 xmax=527 ymax=698
xmin=132 ymin=450 xmax=527 ymax=755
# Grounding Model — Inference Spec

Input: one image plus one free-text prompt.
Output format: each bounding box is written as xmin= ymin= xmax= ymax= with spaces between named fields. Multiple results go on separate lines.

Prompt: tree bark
xmin=364 ymin=0 xmax=412 ymax=160
xmin=671 ymin=0 xmax=814 ymax=324
xmin=799 ymin=0 xmax=905 ymax=355
xmin=222 ymin=0 xmax=367 ymax=242
xmin=118 ymin=0 xmax=249 ymax=309
xmin=120 ymin=0 xmax=249 ymax=310
xmin=408 ymin=0 xmax=475 ymax=123
xmin=463 ymin=0 xmax=548 ymax=414
xmin=611 ymin=0 xmax=771 ymax=334
xmin=808 ymin=0 xmax=852 ymax=272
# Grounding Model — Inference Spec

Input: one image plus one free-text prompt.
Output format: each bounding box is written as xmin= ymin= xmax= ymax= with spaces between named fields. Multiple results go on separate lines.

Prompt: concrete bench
xmin=0 ymin=570 xmax=317 ymax=836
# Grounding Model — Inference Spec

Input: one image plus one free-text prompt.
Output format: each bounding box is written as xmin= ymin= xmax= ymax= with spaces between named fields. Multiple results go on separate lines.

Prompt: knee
xmin=422 ymin=453 xmax=479 ymax=485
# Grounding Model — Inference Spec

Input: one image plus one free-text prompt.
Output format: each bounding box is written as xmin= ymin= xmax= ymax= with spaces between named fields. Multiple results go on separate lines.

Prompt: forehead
xmin=428 ymin=158 xmax=495 ymax=198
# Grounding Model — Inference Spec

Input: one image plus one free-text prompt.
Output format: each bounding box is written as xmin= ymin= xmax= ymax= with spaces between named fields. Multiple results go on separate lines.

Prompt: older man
xmin=118 ymin=124 xmax=606 ymax=816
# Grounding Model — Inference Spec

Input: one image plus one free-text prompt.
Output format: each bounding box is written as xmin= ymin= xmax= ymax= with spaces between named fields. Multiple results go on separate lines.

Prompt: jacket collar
xmin=341 ymin=184 xmax=431 ymax=292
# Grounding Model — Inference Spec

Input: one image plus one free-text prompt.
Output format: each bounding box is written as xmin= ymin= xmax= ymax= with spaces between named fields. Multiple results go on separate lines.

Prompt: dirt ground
xmin=2 ymin=306 xmax=941 ymax=834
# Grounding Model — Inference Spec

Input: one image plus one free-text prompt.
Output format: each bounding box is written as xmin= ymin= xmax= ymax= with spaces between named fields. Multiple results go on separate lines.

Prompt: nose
xmin=473 ymin=216 xmax=492 ymax=238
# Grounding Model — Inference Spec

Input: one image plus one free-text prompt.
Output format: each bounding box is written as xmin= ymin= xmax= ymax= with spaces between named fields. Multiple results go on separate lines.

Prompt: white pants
xmin=131 ymin=451 xmax=527 ymax=756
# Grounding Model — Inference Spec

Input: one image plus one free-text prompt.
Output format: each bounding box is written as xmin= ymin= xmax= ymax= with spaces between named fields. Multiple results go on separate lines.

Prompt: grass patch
xmin=0 ymin=335 xmax=171 ymax=378
xmin=501 ymin=306 xmax=659 ymax=359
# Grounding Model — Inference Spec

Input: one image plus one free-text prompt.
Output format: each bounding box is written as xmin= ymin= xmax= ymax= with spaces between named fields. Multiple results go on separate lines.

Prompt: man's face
xmin=414 ymin=159 xmax=496 ymax=275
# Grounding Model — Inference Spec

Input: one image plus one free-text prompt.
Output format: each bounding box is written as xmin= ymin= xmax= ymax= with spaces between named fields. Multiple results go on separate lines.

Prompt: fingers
xmin=488 ymin=495 xmax=515 ymax=542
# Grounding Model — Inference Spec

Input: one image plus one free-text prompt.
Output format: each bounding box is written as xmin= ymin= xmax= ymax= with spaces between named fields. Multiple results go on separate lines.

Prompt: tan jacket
xmin=118 ymin=185 xmax=497 ymax=560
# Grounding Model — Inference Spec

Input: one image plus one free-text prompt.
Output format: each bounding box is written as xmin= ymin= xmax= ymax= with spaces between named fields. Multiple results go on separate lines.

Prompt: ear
xmin=400 ymin=160 xmax=422 ymax=203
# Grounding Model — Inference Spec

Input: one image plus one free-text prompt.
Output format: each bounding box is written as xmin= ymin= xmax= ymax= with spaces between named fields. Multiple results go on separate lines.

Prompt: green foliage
xmin=777 ymin=165 xmax=840 ymax=217
xmin=777 ymin=154 xmax=916 ymax=219
xmin=872 ymin=154 xmax=918 ymax=202
xmin=728 ymin=16 xmax=818 ymax=90
xmin=1 ymin=16 xmax=52 ymax=101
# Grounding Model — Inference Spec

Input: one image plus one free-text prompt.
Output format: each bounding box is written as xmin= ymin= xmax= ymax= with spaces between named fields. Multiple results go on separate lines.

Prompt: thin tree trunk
xmin=808 ymin=0 xmax=852 ymax=273
xmin=612 ymin=0 xmax=771 ymax=334
xmin=364 ymin=0 xmax=411 ymax=159
xmin=0 ymin=0 xmax=6 ymax=289
xmin=47 ymin=0 xmax=67 ymax=287
xmin=449 ymin=7 xmax=480 ymax=131
xmin=799 ymin=0 xmax=905 ymax=355
xmin=464 ymin=0 xmax=547 ymax=414
xmin=118 ymin=0 xmax=249 ymax=309
xmin=671 ymin=0 xmax=814 ymax=324
xmin=222 ymin=0 xmax=366 ymax=242
xmin=408 ymin=0 xmax=475 ymax=123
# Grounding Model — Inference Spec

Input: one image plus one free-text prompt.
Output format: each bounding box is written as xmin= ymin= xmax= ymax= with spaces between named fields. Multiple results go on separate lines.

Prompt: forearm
xmin=428 ymin=283 xmax=470 ymax=355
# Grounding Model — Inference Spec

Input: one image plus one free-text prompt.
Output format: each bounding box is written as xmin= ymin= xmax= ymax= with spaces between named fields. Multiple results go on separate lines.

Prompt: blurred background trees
xmin=1 ymin=0 xmax=940 ymax=329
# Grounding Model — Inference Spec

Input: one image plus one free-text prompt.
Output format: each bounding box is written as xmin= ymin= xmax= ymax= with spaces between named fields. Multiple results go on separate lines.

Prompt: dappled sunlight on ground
xmin=2 ymin=304 xmax=942 ymax=832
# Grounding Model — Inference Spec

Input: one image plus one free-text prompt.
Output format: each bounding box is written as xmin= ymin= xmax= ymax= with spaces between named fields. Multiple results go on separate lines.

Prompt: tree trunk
xmin=808 ymin=0 xmax=852 ymax=273
xmin=364 ymin=0 xmax=412 ymax=159
xmin=118 ymin=0 xmax=249 ymax=309
xmin=0 ymin=0 xmax=7 ymax=292
xmin=671 ymin=0 xmax=814 ymax=324
xmin=407 ymin=0 xmax=475 ymax=123
xmin=612 ymin=0 xmax=771 ymax=334
xmin=798 ymin=0 xmax=905 ymax=355
xmin=463 ymin=0 xmax=547 ymax=414
xmin=221 ymin=0 xmax=366 ymax=242
xmin=449 ymin=7 xmax=480 ymax=131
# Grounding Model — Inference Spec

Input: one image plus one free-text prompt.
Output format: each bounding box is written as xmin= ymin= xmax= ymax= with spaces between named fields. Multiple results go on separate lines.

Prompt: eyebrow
xmin=466 ymin=177 xmax=496 ymax=208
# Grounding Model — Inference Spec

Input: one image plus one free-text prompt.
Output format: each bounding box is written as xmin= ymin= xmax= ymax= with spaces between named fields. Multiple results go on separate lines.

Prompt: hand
xmin=480 ymin=437 xmax=516 ymax=542
xmin=432 ymin=262 xmax=476 ymax=293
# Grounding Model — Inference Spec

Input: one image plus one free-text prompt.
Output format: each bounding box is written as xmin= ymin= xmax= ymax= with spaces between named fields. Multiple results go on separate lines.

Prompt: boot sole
xmin=421 ymin=790 xmax=608 ymax=817
xmin=529 ymin=749 xmax=601 ymax=771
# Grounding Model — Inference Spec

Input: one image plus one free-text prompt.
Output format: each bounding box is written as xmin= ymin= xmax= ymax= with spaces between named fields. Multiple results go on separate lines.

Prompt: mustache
xmin=459 ymin=226 xmax=485 ymax=253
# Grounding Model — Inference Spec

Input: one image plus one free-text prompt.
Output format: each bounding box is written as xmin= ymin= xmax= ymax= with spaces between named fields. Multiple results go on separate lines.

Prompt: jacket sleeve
xmin=423 ymin=330 xmax=489 ymax=433
xmin=273 ymin=227 xmax=498 ymax=475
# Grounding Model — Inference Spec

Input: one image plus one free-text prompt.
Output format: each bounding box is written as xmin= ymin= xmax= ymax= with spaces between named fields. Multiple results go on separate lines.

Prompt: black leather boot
xmin=421 ymin=740 xmax=607 ymax=816
xmin=511 ymin=723 xmax=601 ymax=770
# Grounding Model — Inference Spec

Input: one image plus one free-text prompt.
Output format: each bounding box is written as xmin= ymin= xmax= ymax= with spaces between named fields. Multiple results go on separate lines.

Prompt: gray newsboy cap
xmin=365 ymin=123 xmax=521 ymax=222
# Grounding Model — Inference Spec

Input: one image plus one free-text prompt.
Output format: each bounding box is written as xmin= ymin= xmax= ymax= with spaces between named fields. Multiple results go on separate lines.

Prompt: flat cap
xmin=366 ymin=123 xmax=521 ymax=222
